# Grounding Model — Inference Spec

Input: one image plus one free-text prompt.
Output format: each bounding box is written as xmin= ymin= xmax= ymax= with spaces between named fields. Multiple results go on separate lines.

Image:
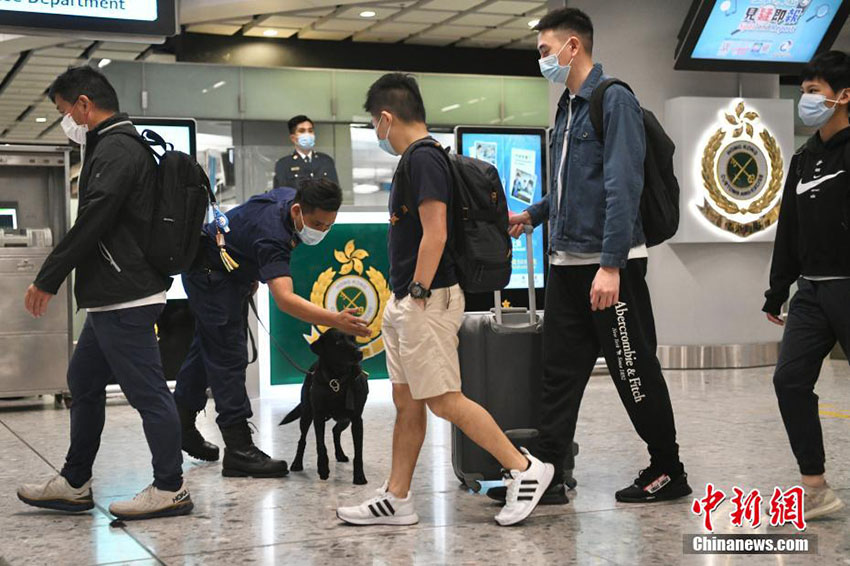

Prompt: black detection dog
xmin=280 ymin=329 xmax=369 ymax=485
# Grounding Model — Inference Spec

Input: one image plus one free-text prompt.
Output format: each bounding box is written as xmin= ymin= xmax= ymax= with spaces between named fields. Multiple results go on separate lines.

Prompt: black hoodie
xmin=764 ymin=127 xmax=850 ymax=315
xmin=34 ymin=113 xmax=170 ymax=308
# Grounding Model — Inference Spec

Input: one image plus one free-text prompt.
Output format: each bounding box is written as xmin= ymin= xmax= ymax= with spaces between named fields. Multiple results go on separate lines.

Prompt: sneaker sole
xmin=805 ymin=498 xmax=845 ymax=521
xmin=495 ymin=463 xmax=555 ymax=527
xmin=487 ymin=487 xmax=570 ymax=506
xmin=336 ymin=511 xmax=419 ymax=526
xmin=17 ymin=493 xmax=94 ymax=513
xmin=222 ymin=468 xmax=289 ymax=478
xmin=110 ymin=501 xmax=194 ymax=521
xmin=615 ymin=484 xmax=693 ymax=504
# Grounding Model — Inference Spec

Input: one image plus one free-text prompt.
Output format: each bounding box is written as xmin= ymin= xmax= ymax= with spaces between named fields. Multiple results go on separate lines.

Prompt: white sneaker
xmin=108 ymin=482 xmax=193 ymax=521
xmin=337 ymin=481 xmax=419 ymax=526
xmin=495 ymin=448 xmax=555 ymax=526
xmin=17 ymin=474 xmax=94 ymax=513
xmin=804 ymin=483 xmax=845 ymax=521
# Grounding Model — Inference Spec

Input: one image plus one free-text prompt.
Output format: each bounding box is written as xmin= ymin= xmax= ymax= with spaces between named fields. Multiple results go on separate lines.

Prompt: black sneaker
xmin=487 ymin=481 xmax=569 ymax=506
xmin=615 ymin=467 xmax=692 ymax=503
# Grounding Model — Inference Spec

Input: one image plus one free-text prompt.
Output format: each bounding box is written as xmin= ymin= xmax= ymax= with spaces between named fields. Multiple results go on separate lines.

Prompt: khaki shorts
xmin=383 ymin=284 xmax=465 ymax=400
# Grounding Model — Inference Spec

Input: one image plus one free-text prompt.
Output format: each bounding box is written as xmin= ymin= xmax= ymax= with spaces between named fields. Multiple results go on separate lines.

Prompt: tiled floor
xmin=1 ymin=362 xmax=850 ymax=565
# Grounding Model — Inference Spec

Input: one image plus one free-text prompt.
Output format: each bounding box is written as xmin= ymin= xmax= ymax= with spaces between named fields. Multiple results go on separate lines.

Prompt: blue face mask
xmin=296 ymin=133 xmax=315 ymax=150
xmin=798 ymin=91 xmax=844 ymax=128
xmin=538 ymin=40 xmax=574 ymax=85
xmin=375 ymin=115 xmax=398 ymax=156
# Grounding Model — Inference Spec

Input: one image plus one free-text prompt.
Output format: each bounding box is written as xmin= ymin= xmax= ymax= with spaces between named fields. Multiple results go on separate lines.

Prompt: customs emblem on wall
xmin=698 ymin=100 xmax=784 ymax=237
xmin=306 ymin=239 xmax=391 ymax=359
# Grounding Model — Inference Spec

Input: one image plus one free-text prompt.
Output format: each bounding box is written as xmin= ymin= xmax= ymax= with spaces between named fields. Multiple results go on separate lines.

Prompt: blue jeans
xmin=61 ymin=305 xmax=183 ymax=491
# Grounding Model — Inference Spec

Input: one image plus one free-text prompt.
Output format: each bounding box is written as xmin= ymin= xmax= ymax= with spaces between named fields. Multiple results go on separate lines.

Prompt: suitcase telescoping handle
xmin=494 ymin=224 xmax=537 ymax=326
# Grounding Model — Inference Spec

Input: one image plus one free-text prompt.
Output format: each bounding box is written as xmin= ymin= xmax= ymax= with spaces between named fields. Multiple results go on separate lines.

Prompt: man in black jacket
xmin=16 ymin=67 xmax=192 ymax=521
xmin=765 ymin=51 xmax=850 ymax=522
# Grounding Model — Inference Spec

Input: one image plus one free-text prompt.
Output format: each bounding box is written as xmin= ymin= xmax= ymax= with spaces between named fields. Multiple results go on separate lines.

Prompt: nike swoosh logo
xmin=796 ymin=171 xmax=845 ymax=195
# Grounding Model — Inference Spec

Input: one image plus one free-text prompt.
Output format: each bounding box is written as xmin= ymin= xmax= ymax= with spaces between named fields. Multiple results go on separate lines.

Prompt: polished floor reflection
xmin=1 ymin=362 xmax=849 ymax=565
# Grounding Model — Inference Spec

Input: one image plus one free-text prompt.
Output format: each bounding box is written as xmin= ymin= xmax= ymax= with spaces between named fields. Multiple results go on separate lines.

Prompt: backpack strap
xmin=107 ymin=129 xmax=217 ymax=205
xmin=394 ymin=137 xmax=448 ymax=220
xmin=589 ymin=78 xmax=635 ymax=140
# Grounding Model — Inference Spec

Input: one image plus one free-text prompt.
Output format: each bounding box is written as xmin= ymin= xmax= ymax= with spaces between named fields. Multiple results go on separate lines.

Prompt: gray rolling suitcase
xmin=452 ymin=227 xmax=577 ymax=492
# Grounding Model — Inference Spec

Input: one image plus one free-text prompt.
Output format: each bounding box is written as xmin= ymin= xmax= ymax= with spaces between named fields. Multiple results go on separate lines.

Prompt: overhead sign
xmin=0 ymin=0 xmax=176 ymax=41
xmin=0 ymin=0 xmax=157 ymax=21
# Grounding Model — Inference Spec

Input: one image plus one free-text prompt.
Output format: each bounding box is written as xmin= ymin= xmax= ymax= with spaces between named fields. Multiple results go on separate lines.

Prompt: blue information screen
xmin=691 ymin=0 xmax=842 ymax=63
xmin=457 ymin=130 xmax=546 ymax=290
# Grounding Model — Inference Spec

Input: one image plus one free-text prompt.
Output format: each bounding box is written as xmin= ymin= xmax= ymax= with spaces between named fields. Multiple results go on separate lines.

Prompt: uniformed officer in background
xmin=273 ymin=115 xmax=340 ymax=189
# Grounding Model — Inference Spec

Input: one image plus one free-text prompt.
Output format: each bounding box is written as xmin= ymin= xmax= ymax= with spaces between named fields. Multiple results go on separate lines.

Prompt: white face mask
xmin=538 ymin=40 xmax=574 ymax=85
xmin=296 ymin=208 xmax=329 ymax=246
xmin=61 ymin=112 xmax=88 ymax=145
xmin=798 ymin=91 xmax=845 ymax=128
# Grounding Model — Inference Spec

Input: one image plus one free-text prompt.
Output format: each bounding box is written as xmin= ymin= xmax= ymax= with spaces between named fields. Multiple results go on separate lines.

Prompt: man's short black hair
xmin=533 ymin=7 xmax=594 ymax=54
xmin=295 ymin=178 xmax=343 ymax=213
xmin=802 ymin=51 xmax=850 ymax=93
xmin=288 ymin=115 xmax=314 ymax=134
xmin=364 ymin=73 xmax=426 ymax=123
xmin=47 ymin=66 xmax=120 ymax=112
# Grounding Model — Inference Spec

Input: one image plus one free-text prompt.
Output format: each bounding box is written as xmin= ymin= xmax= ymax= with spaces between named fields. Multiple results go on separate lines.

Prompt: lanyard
xmin=212 ymin=204 xmax=239 ymax=272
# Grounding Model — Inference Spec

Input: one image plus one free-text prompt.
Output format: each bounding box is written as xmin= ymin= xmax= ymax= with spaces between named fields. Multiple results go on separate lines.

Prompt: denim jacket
xmin=526 ymin=63 xmax=646 ymax=269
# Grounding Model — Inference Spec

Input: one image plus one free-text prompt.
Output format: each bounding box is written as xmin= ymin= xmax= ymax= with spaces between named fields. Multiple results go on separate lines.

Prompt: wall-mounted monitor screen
xmin=455 ymin=127 xmax=547 ymax=291
xmin=0 ymin=206 xmax=17 ymax=230
xmin=131 ymin=117 xmax=196 ymax=159
xmin=675 ymin=0 xmax=850 ymax=73
xmin=0 ymin=0 xmax=176 ymax=41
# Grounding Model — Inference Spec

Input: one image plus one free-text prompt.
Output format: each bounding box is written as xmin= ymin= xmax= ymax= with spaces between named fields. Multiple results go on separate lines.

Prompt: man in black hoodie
xmin=765 ymin=51 xmax=850 ymax=521
xmin=16 ymin=67 xmax=192 ymax=521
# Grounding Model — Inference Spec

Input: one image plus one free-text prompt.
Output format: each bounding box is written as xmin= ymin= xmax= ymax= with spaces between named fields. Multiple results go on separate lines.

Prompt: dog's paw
xmin=335 ymin=453 xmax=349 ymax=463
xmin=290 ymin=461 xmax=304 ymax=472
xmin=353 ymin=475 xmax=368 ymax=486
xmin=319 ymin=472 xmax=330 ymax=481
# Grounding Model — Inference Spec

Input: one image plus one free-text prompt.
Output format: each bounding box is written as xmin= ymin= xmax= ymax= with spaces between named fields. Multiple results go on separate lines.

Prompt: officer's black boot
xmin=178 ymin=404 xmax=220 ymax=462
xmin=220 ymin=421 xmax=289 ymax=478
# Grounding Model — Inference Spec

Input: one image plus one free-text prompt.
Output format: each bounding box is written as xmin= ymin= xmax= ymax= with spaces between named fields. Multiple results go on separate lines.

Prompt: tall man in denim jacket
xmin=509 ymin=8 xmax=691 ymax=503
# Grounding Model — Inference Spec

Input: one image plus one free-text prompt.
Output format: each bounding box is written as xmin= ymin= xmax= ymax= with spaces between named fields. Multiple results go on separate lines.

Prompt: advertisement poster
xmin=473 ymin=141 xmax=498 ymax=167
xmin=460 ymin=131 xmax=545 ymax=290
xmin=692 ymin=0 xmax=842 ymax=63
xmin=509 ymin=148 xmax=537 ymax=205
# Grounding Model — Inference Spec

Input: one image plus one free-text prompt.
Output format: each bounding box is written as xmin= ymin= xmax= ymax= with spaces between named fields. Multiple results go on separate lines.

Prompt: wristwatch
xmin=408 ymin=281 xmax=432 ymax=300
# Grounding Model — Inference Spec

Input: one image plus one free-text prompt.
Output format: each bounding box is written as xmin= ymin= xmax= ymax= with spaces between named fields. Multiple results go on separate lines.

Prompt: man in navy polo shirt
xmin=173 ymin=178 xmax=370 ymax=479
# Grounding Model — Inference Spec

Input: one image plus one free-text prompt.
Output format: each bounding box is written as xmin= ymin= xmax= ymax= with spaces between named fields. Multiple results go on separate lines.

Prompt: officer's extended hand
xmin=766 ymin=313 xmax=785 ymax=327
xmin=335 ymin=308 xmax=371 ymax=338
xmin=508 ymin=211 xmax=531 ymax=239
xmin=24 ymin=284 xmax=54 ymax=318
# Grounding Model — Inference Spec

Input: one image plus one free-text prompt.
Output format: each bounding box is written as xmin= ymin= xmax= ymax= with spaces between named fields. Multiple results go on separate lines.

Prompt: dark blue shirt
xmin=202 ymin=187 xmax=300 ymax=283
xmin=388 ymin=141 xmax=457 ymax=298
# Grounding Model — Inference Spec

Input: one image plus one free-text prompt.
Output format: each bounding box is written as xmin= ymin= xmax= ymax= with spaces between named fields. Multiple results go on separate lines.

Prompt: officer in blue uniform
xmin=172 ymin=179 xmax=370 ymax=479
xmin=273 ymin=115 xmax=340 ymax=189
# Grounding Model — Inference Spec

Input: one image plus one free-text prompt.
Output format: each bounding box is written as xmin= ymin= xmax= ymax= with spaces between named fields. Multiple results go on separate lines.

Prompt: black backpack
xmin=589 ymin=79 xmax=680 ymax=247
xmin=117 ymin=129 xmax=216 ymax=276
xmin=395 ymin=138 xmax=512 ymax=293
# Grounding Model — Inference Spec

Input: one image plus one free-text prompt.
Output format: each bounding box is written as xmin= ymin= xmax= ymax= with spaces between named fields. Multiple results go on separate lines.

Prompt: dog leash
xmin=247 ymin=296 xmax=310 ymax=374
